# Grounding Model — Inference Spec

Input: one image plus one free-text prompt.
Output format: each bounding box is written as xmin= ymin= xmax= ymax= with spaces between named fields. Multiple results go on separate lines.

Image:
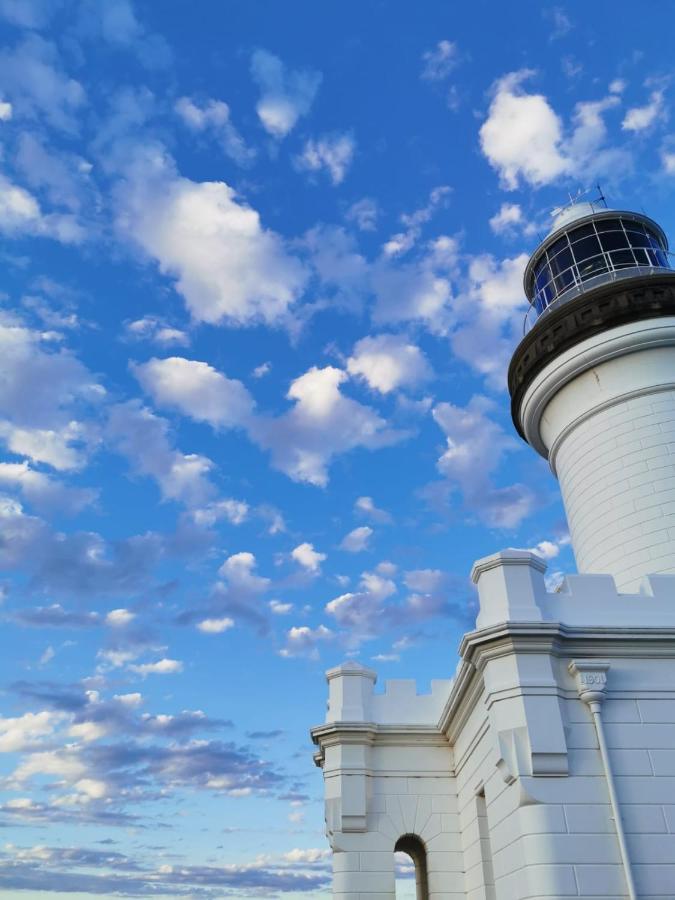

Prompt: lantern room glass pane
xmin=608 ymin=248 xmax=637 ymax=269
xmin=571 ymin=235 xmax=602 ymax=259
xmin=595 ymin=218 xmax=622 ymax=232
xmin=568 ymin=223 xmax=596 ymax=241
xmin=599 ymin=230 xmax=629 ymax=252
xmin=577 ymin=255 xmax=608 ymax=280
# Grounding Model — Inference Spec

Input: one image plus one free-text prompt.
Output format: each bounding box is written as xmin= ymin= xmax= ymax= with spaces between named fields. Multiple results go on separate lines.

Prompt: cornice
xmin=310 ymin=721 xmax=449 ymax=768
xmin=438 ymin=621 xmax=675 ymax=738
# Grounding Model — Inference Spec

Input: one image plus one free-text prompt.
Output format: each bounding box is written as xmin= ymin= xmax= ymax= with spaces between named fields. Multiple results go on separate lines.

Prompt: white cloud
xmin=345 ymin=197 xmax=378 ymax=232
xmin=347 ymin=333 xmax=432 ymax=394
xmin=421 ymin=40 xmax=459 ymax=81
xmin=197 ymin=616 xmax=234 ymax=634
xmin=279 ymin=624 xmax=333 ymax=659
xmin=113 ymin=692 xmax=142 ymax=706
xmin=0 ymin=315 xmax=100 ymax=470
xmin=0 ymin=36 xmax=85 ymax=132
xmin=125 ymin=316 xmax=189 ymax=347
xmin=269 ymin=600 xmax=293 ymax=615
xmin=382 ymin=186 xmax=451 ymax=258
xmin=0 ymin=460 xmax=95 ymax=514
xmin=489 ymin=202 xmax=523 ymax=235
xmin=468 ymin=253 xmax=528 ymax=318
xmin=354 ymin=495 xmax=392 ymax=524
xmin=0 ymin=711 xmax=62 ymax=752
xmin=622 ymin=89 xmax=665 ymax=132
xmin=192 ymin=498 xmax=249 ymax=527
xmin=133 ymin=356 xmax=254 ymax=429
xmin=175 ymin=96 xmax=254 ymax=165
xmin=250 ymin=49 xmax=321 ymax=138
xmin=432 ymin=396 xmax=536 ymax=528
xmin=115 ymin=145 xmax=307 ymax=326
xmin=340 ymin=526 xmax=373 ymax=553
xmin=129 ymin=658 xmax=183 ymax=677
xmin=325 ymin=570 xmax=397 ymax=645
xmin=68 ymin=721 xmax=107 ymax=742
xmin=0 ymin=174 xmax=84 ymax=243
xmin=105 ymin=608 xmax=135 ymax=627
xmin=135 ymin=354 xmax=405 ymax=489
xmin=291 ymin=542 xmax=326 ymax=572
xmin=296 ymin=133 xmax=355 ymax=185
xmin=663 ymin=148 xmax=675 ymax=174
xmin=0 ymin=100 xmax=11 ymax=120
xmin=249 ymin=366 xmax=405 ymax=486
xmin=480 ymin=70 xmax=629 ymax=189
xmin=107 ymin=401 xmax=215 ymax=507
xmin=252 ymin=361 xmax=271 ymax=379
xmin=479 ymin=70 xmax=568 ymax=189
xmin=218 ymin=552 xmax=270 ymax=593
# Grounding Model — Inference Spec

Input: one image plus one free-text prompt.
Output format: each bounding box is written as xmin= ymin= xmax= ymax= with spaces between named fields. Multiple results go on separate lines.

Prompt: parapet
xmin=471 ymin=548 xmax=675 ymax=630
xmin=325 ymin=660 xmax=452 ymax=726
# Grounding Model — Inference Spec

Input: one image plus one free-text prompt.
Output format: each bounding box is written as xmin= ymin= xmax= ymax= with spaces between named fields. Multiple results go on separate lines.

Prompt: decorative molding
xmin=509 ymin=273 xmax=675 ymax=443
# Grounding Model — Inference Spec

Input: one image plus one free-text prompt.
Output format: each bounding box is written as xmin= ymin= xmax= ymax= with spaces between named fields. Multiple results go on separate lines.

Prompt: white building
xmin=311 ymin=202 xmax=675 ymax=900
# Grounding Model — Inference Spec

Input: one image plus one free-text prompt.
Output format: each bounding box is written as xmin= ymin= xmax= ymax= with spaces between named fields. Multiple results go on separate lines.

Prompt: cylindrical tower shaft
xmin=510 ymin=203 xmax=675 ymax=592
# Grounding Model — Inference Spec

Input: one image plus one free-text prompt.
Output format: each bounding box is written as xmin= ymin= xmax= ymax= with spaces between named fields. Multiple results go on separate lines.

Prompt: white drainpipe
xmin=569 ymin=661 xmax=637 ymax=900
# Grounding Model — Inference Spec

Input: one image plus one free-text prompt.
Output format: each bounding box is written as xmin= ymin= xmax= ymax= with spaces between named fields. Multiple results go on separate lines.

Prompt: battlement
xmin=325 ymin=661 xmax=452 ymax=725
xmin=471 ymin=548 xmax=675 ymax=630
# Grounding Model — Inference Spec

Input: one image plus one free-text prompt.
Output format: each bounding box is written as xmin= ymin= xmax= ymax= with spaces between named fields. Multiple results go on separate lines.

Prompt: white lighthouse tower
xmin=510 ymin=200 xmax=675 ymax=591
xmin=312 ymin=202 xmax=675 ymax=900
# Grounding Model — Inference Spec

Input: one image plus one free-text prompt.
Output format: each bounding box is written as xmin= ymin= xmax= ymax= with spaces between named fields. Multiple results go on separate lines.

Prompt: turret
xmin=509 ymin=200 xmax=675 ymax=591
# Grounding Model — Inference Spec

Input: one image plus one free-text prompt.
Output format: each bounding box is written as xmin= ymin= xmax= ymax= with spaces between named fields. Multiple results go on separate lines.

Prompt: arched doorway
xmin=394 ymin=834 xmax=429 ymax=900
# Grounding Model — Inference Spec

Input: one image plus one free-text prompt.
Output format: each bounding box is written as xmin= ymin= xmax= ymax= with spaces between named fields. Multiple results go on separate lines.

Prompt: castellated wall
xmin=312 ymin=550 xmax=675 ymax=900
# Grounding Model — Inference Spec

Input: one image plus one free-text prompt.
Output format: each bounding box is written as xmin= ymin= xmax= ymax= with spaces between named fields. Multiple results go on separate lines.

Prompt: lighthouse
xmin=312 ymin=200 xmax=675 ymax=900
xmin=509 ymin=200 xmax=675 ymax=591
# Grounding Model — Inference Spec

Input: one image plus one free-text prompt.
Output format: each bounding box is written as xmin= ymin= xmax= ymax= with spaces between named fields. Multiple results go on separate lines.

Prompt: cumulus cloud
xmin=489 ymin=202 xmax=525 ymax=235
xmin=479 ymin=70 xmax=628 ymax=189
xmin=622 ymin=89 xmax=666 ymax=132
xmin=371 ymin=236 xmax=458 ymax=331
xmin=104 ymin=608 xmax=135 ymax=628
xmin=197 ymin=617 xmax=234 ymax=634
xmin=250 ymin=49 xmax=321 ymax=138
xmin=175 ymin=96 xmax=255 ymax=165
xmin=249 ymin=366 xmax=406 ymax=486
xmin=382 ymin=185 xmax=451 ymax=258
xmin=0 ymin=315 xmax=100 ymax=470
xmin=192 ymin=498 xmax=249 ymax=527
xmin=450 ymin=252 xmax=529 ymax=389
xmin=432 ymin=396 xmax=537 ymax=528
xmin=0 ymin=461 xmax=95 ymax=515
xmin=0 ymin=710 xmax=64 ymax=752
xmin=115 ymin=145 xmax=307 ymax=327
xmin=479 ymin=70 xmax=569 ymax=189
xmin=354 ymin=495 xmax=392 ymax=524
xmin=340 ymin=526 xmax=373 ymax=553
xmin=291 ymin=542 xmax=326 ymax=572
xmin=124 ymin=316 xmax=189 ymax=347
xmin=0 ymin=35 xmax=85 ymax=132
xmin=279 ymin=624 xmax=334 ymax=659
xmin=0 ymin=174 xmax=84 ymax=243
xmin=133 ymin=356 xmax=254 ymax=429
xmin=106 ymin=401 xmax=215 ymax=507
xmin=347 ymin=333 xmax=433 ymax=394
xmin=295 ymin=133 xmax=355 ymax=184
xmin=129 ymin=658 xmax=183 ymax=677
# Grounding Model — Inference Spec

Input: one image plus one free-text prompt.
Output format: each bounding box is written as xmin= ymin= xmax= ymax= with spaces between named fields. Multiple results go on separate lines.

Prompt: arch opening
xmin=394 ymin=834 xmax=429 ymax=900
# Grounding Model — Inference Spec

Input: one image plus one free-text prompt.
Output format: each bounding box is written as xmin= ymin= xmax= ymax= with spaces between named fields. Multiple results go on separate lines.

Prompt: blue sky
xmin=0 ymin=1 xmax=674 ymax=897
